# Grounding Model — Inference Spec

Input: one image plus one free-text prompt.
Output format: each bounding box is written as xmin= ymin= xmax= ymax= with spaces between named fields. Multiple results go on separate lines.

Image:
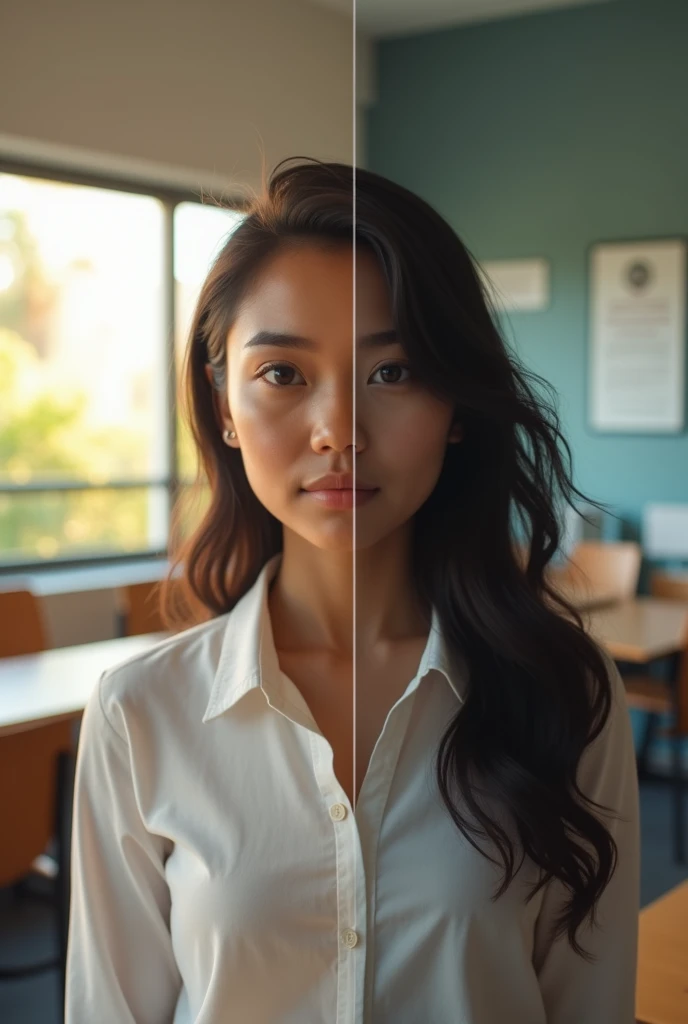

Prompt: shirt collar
xmin=202 ymin=551 xmax=467 ymax=724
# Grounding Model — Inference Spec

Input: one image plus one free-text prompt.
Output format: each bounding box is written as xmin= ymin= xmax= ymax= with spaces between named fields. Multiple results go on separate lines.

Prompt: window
xmin=174 ymin=200 xmax=243 ymax=481
xmin=0 ymin=167 xmax=243 ymax=570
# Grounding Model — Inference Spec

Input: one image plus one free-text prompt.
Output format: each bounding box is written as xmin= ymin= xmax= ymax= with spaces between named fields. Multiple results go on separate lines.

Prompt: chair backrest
xmin=0 ymin=719 xmax=74 ymax=888
xmin=0 ymin=589 xmax=47 ymax=657
xmin=650 ymin=573 xmax=688 ymax=735
xmin=649 ymin=571 xmax=688 ymax=601
xmin=121 ymin=581 xmax=166 ymax=636
xmin=567 ymin=541 xmax=642 ymax=601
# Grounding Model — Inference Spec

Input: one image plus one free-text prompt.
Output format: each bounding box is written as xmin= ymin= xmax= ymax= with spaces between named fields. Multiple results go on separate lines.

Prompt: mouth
xmin=299 ymin=487 xmax=380 ymax=508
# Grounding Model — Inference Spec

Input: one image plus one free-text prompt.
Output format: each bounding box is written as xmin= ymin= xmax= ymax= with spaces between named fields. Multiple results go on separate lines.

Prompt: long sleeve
xmin=532 ymin=647 xmax=640 ymax=1024
xmin=65 ymin=671 xmax=182 ymax=1023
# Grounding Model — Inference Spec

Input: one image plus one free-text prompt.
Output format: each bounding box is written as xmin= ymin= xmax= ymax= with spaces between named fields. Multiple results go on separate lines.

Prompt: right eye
xmin=258 ymin=362 xmax=306 ymax=388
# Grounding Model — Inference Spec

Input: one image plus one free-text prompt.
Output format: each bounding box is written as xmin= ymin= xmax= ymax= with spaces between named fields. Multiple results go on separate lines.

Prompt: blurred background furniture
xmin=636 ymin=878 xmax=688 ymax=1024
xmin=0 ymin=589 xmax=73 ymax=1018
xmin=0 ymin=633 xmax=168 ymax=739
xmin=588 ymin=590 xmax=688 ymax=864
xmin=651 ymin=571 xmax=688 ymax=601
xmin=0 ymin=629 xmax=168 ymax=1019
xmin=547 ymin=540 xmax=642 ymax=610
xmin=115 ymin=580 xmax=166 ymax=636
xmin=0 ymin=720 xmax=74 ymax=1020
xmin=619 ymin=573 xmax=688 ymax=866
xmin=0 ymin=557 xmax=171 ymax=650
xmin=564 ymin=540 xmax=642 ymax=601
xmin=0 ymin=590 xmax=48 ymax=658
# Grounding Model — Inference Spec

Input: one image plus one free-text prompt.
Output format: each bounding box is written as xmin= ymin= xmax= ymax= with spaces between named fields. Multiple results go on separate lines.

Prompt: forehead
xmin=234 ymin=243 xmax=392 ymax=336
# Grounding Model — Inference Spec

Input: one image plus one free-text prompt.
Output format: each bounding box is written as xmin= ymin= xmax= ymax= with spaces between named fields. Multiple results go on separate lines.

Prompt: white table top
xmin=0 ymin=557 xmax=172 ymax=596
xmin=0 ymin=633 xmax=168 ymax=737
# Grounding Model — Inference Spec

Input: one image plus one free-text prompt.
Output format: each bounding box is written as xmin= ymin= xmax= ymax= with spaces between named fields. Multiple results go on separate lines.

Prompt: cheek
xmin=242 ymin=423 xmax=295 ymax=479
xmin=233 ymin=397 xmax=300 ymax=488
xmin=375 ymin=399 xmax=451 ymax=480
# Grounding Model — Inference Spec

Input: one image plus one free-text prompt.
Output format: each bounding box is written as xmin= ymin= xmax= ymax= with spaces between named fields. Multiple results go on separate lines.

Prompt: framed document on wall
xmin=588 ymin=238 xmax=687 ymax=433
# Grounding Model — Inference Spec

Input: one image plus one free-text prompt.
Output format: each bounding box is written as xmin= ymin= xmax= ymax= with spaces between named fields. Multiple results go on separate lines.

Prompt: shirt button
xmin=341 ymin=928 xmax=358 ymax=949
xmin=329 ymin=802 xmax=347 ymax=821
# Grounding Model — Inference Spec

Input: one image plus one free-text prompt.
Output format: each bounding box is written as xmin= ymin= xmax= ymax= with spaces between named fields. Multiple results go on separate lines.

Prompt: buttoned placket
xmin=354 ymin=685 xmax=421 ymax=1023
xmin=260 ymin=595 xmax=440 ymax=1024
xmin=303 ymin=678 xmax=423 ymax=1024
xmin=309 ymin=728 xmax=364 ymax=1024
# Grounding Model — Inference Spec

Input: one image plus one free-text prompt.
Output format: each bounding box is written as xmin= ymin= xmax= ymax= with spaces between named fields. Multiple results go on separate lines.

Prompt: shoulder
xmin=577 ymin=639 xmax=637 ymax=806
xmin=96 ymin=614 xmax=231 ymax=741
xmin=592 ymin=640 xmax=631 ymax=727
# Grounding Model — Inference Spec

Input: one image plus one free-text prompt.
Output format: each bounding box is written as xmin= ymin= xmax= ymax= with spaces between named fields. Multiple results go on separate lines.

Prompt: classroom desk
xmin=584 ymin=597 xmax=688 ymax=663
xmin=636 ymin=879 xmax=688 ymax=1024
xmin=0 ymin=632 xmax=168 ymax=737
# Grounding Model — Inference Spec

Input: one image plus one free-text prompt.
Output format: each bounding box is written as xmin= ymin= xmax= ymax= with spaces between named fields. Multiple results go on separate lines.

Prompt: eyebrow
xmin=243 ymin=329 xmax=400 ymax=351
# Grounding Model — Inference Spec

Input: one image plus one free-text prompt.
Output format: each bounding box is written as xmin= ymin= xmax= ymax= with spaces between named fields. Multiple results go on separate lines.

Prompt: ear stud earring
xmin=222 ymin=428 xmax=236 ymax=444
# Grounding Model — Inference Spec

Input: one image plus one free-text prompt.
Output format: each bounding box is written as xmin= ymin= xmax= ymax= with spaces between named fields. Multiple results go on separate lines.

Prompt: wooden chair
xmin=0 ymin=589 xmax=47 ymax=657
xmin=621 ymin=570 xmax=688 ymax=863
xmin=622 ymin=573 xmax=688 ymax=717
xmin=116 ymin=580 xmax=166 ymax=636
xmin=564 ymin=540 xmax=642 ymax=603
xmin=651 ymin=571 xmax=688 ymax=602
xmin=0 ymin=720 xmax=76 ymax=1017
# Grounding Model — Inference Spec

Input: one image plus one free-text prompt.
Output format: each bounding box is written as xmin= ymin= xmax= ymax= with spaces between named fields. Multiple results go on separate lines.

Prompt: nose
xmin=309 ymin=379 xmax=366 ymax=454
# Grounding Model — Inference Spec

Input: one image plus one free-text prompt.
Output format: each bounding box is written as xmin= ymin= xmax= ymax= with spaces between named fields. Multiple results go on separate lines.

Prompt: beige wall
xmin=356 ymin=30 xmax=376 ymax=166
xmin=0 ymin=0 xmax=357 ymax=191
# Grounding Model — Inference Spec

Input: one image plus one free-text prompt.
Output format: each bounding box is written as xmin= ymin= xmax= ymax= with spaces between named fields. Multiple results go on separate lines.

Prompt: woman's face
xmin=208 ymin=242 xmax=461 ymax=552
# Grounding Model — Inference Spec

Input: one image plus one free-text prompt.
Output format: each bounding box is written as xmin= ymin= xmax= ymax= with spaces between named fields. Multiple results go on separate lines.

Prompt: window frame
xmin=0 ymin=158 xmax=242 ymax=574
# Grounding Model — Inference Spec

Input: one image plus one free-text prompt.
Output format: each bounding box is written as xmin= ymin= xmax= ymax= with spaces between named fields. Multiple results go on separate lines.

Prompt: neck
xmin=268 ymin=523 xmax=430 ymax=658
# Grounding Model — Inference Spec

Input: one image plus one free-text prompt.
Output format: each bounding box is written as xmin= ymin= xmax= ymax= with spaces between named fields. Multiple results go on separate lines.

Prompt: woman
xmin=66 ymin=159 xmax=639 ymax=1023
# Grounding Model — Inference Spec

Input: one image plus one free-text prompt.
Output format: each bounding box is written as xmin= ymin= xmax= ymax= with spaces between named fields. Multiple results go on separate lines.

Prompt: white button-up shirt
xmin=66 ymin=551 xmax=639 ymax=1023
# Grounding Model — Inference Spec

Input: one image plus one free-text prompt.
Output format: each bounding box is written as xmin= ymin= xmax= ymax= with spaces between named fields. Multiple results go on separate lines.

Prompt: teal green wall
xmin=368 ymin=0 xmax=688 ymax=766
xmin=367 ymin=0 xmax=688 ymax=563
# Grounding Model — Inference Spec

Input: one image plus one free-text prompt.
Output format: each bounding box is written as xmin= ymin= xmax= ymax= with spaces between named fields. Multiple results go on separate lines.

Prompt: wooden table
xmin=584 ymin=597 xmax=688 ymax=663
xmin=0 ymin=633 xmax=168 ymax=737
xmin=636 ymin=879 xmax=688 ymax=1024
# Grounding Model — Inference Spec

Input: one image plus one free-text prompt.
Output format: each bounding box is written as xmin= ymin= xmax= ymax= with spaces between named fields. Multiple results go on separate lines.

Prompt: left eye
xmin=371 ymin=363 xmax=412 ymax=384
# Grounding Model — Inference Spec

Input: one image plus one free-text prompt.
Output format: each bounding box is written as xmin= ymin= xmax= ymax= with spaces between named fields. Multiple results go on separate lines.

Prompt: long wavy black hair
xmin=162 ymin=158 xmax=618 ymax=961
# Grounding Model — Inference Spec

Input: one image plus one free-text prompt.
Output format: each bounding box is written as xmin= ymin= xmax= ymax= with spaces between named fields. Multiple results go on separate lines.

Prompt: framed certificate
xmin=588 ymin=238 xmax=687 ymax=433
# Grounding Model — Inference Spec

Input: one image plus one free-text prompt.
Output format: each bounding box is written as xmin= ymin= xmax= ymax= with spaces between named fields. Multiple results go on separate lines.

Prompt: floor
xmin=0 ymin=779 xmax=686 ymax=1023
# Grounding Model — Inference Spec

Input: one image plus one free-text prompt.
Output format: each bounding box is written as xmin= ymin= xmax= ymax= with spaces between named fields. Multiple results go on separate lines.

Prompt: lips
xmin=302 ymin=473 xmax=377 ymax=491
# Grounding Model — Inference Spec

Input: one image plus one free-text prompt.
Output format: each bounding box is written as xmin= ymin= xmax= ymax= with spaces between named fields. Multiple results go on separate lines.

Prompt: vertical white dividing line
xmin=352 ymin=0 xmax=357 ymax=820
xmin=352 ymin=1 xmax=359 ymax=1003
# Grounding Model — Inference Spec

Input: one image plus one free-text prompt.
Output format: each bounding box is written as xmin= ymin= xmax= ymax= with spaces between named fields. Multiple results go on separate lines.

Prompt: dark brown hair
xmin=161 ymin=157 xmax=618 ymax=960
